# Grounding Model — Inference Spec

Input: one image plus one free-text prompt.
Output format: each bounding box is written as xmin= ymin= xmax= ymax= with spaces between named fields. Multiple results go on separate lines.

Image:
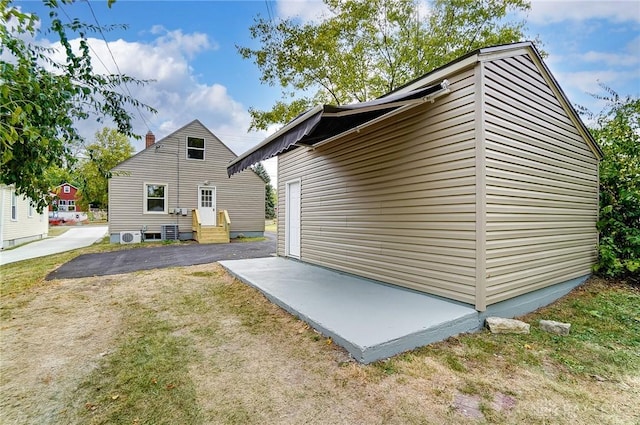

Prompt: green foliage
xmin=580 ymin=86 xmax=640 ymax=283
xmin=76 ymin=127 xmax=134 ymax=209
xmin=238 ymin=0 xmax=531 ymax=130
xmin=251 ymin=162 xmax=277 ymax=219
xmin=0 ymin=0 xmax=155 ymax=211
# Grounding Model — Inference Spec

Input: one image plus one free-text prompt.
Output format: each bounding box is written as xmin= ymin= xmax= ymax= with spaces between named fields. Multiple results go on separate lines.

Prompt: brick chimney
xmin=145 ymin=131 xmax=156 ymax=149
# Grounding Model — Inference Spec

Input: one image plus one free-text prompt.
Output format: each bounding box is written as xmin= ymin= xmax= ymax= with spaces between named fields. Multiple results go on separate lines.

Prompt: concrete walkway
xmin=220 ymin=257 xmax=479 ymax=364
xmin=0 ymin=226 xmax=108 ymax=266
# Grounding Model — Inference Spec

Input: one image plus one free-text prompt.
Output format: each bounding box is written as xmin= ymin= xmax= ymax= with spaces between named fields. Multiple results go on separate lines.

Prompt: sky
xmin=9 ymin=0 xmax=640 ymax=183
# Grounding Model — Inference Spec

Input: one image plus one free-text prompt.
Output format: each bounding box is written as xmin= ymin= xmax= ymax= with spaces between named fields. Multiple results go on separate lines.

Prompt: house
xmin=0 ymin=185 xmax=48 ymax=249
xmin=108 ymin=119 xmax=265 ymax=243
xmin=49 ymin=183 xmax=88 ymax=223
xmin=227 ymin=42 xmax=602 ymax=311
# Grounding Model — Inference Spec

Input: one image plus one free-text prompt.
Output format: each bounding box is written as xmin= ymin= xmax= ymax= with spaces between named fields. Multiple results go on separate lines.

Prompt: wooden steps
xmin=195 ymin=225 xmax=229 ymax=244
xmin=192 ymin=209 xmax=231 ymax=244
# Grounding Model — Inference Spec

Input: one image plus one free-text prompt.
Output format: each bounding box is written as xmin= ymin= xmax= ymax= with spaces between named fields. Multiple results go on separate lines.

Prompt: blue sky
xmin=11 ymin=0 xmax=640 ymax=181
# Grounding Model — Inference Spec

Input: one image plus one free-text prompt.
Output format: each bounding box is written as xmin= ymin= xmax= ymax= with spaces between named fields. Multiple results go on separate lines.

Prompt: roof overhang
xmin=227 ymin=81 xmax=451 ymax=176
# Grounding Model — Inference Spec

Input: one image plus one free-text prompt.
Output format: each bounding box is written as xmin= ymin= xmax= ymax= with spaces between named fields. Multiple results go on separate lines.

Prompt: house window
xmin=187 ymin=137 xmax=205 ymax=160
xmin=63 ymin=186 xmax=71 ymax=193
xmin=144 ymin=183 xmax=168 ymax=213
xmin=67 ymin=200 xmax=75 ymax=212
xmin=59 ymin=199 xmax=68 ymax=211
xmin=11 ymin=190 xmax=17 ymax=220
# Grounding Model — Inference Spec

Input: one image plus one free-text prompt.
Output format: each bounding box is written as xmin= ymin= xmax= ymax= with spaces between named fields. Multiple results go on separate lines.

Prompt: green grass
xmin=71 ymin=301 xmax=202 ymax=425
xmin=411 ymin=279 xmax=640 ymax=381
xmin=232 ymin=236 xmax=266 ymax=243
xmin=264 ymin=220 xmax=277 ymax=233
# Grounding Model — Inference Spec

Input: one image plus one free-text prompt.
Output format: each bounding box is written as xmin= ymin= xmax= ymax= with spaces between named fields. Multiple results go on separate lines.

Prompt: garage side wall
xmin=278 ymin=67 xmax=479 ymax=304
xmin=483 ymin=54 xmax=599 ymax=305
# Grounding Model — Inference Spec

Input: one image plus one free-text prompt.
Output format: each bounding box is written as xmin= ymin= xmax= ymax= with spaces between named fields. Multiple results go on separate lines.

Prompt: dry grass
xmin=1 ymin=252 xmax=638 ymax=424
xmin=47 ymin=226 xmax=70 ymax=237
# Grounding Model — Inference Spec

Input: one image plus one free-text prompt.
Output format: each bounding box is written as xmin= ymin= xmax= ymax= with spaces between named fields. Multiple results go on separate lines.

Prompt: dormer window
xmin=187 ymin=137 xmax=205 ymax=160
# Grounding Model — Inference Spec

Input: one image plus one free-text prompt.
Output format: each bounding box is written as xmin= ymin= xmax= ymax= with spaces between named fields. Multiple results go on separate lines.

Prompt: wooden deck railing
xmin=219 ymin=210 xmax=231 ymax=239
xmin=192 ymin=209 xmax=230 ymax=243
xmin=192 ymin=209 xmax=202 ymax=235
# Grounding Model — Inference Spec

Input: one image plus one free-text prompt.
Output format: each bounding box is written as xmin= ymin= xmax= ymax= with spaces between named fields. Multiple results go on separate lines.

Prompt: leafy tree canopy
xmin=1 ymin=0 xmax=155 ymax=211
xmin=77 ymin=127 xmax=134 ymax=210
xmin=238 ymin=0 xmax=531 ymax=131
xmin=579 ymin=86 xmax=640 ymax=283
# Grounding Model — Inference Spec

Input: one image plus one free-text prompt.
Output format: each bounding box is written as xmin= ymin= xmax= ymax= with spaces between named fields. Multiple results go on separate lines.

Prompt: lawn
xmin=0 ymin=241 xmax=638 ymax=424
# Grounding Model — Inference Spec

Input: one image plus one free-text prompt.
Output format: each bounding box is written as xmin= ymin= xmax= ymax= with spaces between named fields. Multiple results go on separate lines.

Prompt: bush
xmin=582 ymin=87 xmax=640 ymax=284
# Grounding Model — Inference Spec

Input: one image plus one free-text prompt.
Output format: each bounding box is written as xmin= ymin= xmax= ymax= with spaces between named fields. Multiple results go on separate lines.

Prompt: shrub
xmin=581 ymin=87 xmax=640 ymax=284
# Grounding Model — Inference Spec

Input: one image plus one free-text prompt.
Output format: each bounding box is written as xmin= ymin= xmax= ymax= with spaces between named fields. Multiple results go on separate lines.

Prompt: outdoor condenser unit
xmin=120 ymin=231 xmax=142 ymax=244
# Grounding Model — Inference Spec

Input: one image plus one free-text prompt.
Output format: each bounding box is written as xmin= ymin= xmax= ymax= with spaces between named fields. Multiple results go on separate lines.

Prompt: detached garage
xmin=228 ymin=41 xmax=602 ymax=311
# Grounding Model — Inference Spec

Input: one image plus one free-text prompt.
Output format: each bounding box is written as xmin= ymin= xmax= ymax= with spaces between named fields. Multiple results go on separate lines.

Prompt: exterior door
xmin=286 ymin=179 xmax=301 ymax=258
xmin=198 ymin=186 xmax=216 ymax=226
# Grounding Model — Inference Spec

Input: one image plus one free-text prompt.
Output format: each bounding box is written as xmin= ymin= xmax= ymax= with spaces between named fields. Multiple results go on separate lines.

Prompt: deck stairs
xmin=192 ymin=209 xmax=230 ymax=243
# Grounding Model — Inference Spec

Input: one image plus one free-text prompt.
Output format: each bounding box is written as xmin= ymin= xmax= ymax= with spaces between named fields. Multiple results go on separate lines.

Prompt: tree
xmin=238 ymin=0 xmax=531 ymax=130
xmin=76 ymin=127 xmax=133 ymax=210
xmin=578 ymin=86 xmax=640 ymax=284
xmin=1 ymin=0 xmax=155 ymax=211
xmin=252 ymin=162 xmax=277 ymax=219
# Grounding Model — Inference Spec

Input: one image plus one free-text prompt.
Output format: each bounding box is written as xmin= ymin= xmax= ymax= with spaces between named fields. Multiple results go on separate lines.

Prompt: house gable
xmin=108 ymin=120 xmax=265 ymax=240
xmin=479 ymin=52 xmax=599 ymax=306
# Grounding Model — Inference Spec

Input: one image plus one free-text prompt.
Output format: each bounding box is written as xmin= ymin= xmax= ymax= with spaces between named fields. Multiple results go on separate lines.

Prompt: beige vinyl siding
xmin=278 ymin=67 xmax=478 ymax=304
xmin=1 ymin=186 xmax=48 ymax=248
xmin=483 ymin=55 xmax=599 ymax=304
xmin=109 ymin=121 xmax=264 ymax=237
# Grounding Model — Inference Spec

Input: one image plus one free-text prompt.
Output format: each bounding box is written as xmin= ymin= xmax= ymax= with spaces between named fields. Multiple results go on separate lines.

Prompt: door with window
xmin=286 ymin=180 xmax=301 ymax=258
xmin=198 ymin=186 xmax=216 ymax=226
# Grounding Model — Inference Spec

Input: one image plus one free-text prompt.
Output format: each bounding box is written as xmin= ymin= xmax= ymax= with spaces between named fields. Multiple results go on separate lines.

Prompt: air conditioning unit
xmin=161 ymin=224 xmax=179 ymax=241
xmin=120 ymin=231 xmax=142 ymax=244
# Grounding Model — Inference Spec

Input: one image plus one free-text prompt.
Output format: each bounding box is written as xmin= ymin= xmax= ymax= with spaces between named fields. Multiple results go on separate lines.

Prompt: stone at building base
xmin=485 ymin=317 xmax=530 ymax=334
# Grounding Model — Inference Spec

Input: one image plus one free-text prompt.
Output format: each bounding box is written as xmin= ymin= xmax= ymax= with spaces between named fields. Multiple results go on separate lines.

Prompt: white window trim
xmin=143 ymin=182 xmax=168 ymax=214
xmin=10 ymin=190 xmax=17 ymax=221
xmin=186 ymin=136 xmax=205 ymax=161
xmin=63 ymin=186 xmax=71 ymax=193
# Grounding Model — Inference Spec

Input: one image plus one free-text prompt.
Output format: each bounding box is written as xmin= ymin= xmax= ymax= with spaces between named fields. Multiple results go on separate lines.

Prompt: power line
xmin=264 ymin=0 xmax=274 ymax=22
xmin=82 ymin=0 xmax=153 ymax=133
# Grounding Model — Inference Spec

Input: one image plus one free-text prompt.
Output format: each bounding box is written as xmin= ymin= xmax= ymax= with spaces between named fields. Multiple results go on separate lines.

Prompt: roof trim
xmin=387 ymin=41 xmax=602 ymax=159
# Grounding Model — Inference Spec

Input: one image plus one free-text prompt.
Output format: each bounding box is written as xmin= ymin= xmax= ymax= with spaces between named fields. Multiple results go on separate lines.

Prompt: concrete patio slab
xmin=219 ymin=257 xmax=480 ymax=363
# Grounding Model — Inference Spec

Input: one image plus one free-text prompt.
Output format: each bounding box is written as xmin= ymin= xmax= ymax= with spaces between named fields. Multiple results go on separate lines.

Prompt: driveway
xmin=0 ymin=226 xmax=108 ymax=266
xmin=45 ymin=232 xmax=276 ymax=280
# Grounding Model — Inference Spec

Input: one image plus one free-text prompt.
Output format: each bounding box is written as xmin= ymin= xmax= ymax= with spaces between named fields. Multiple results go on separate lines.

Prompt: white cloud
xmin=580 ymin=50 xmax=640 ymax=67
xmin=528 ymin=0 xmax=640 ymax=24
xmin=37 ymin=28 xmax=267 ymax=158
xmin=149 ymin=26 xmax=217 ymax=58
xmin=276 ymin=0 xmax=333 ymax=23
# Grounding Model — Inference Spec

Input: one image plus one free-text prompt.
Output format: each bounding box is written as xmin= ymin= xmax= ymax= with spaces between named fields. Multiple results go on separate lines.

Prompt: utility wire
xmin=83 ymin=0 xmax=153 ymax=133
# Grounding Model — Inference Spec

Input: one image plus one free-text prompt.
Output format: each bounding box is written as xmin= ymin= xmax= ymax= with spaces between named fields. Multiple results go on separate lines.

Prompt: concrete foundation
xmin=219 ymin=257 xmax=587 ymax=363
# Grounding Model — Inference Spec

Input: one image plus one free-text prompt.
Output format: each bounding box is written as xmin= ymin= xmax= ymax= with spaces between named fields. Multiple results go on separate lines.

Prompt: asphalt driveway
xmin=45 ymin=233 xmax=276 ymax=280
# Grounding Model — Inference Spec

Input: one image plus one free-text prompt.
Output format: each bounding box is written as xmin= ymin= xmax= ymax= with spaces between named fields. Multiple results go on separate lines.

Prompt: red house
xmin=50 ymin=183 xmax=82 ymax=213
